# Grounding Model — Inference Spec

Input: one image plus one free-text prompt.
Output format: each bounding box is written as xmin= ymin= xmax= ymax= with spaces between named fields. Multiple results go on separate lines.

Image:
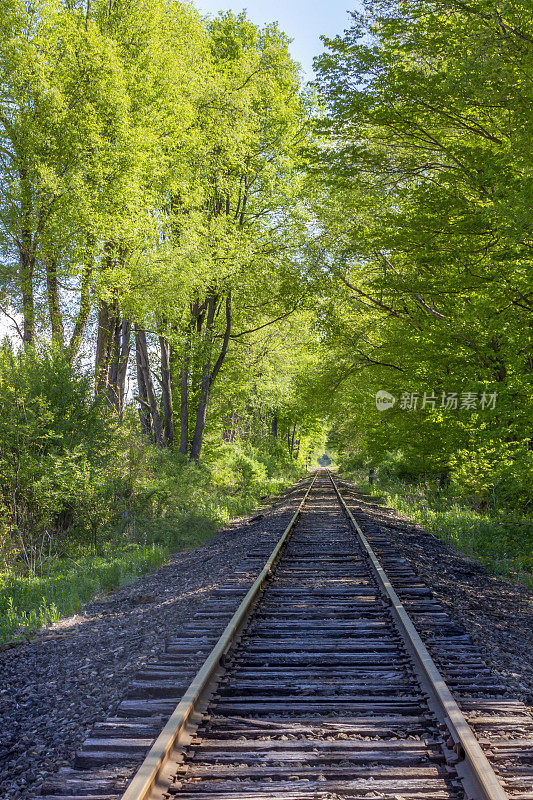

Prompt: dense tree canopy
xmin=311 ymin=0 xmax=533 ymax=504
xmin=0 ymin=0 xmax=531 ymax=556
xmin=0 ymin=0 xmax=319 ymax=460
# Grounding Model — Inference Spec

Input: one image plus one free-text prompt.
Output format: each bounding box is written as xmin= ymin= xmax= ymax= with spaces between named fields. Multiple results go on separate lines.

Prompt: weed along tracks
xmin=42 ymin=472 xmax=533 ymax=800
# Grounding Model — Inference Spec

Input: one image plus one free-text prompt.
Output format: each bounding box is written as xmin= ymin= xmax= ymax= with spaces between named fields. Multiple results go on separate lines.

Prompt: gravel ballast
xmin=1 ymin=474 xmax=531 ymax=799
xmin=338 ymin=479 xmax=533 ymax=702
xmin=0 ymin=483 xmax=305 ymax=799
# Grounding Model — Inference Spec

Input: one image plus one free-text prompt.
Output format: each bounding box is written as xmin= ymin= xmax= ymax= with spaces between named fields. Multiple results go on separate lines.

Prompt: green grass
xmin=0 ymin=543 xmax=167 ymax=645
xmin=341 ymin=471 xmax=533 ymax=587
xmin=0 ymin=449 xmax=303 ymax=647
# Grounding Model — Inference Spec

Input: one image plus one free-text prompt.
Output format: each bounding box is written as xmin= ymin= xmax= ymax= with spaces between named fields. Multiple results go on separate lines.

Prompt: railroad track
xmin=42 ymin=471 xmax=533 ymax=800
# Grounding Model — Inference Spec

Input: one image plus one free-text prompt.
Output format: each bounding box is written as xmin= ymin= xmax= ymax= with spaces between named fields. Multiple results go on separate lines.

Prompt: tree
xmin=0 ymin=0 xmax=130 ymax=353
xmin=125 ymin=11 xmax=311 ymax=459
xmin=310 ymin=0 xmax=533 ymax=488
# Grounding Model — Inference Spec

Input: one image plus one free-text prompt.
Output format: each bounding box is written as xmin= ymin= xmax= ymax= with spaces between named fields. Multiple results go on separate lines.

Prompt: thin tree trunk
xmin=179 ymin=333 xmax=190 ymax=454
xmin=95 ymin=299 xmax=119 ymax=395
xmin=116 ymin=320 xmax=131 ymax=413
xmin=95 ymin=243 xmax=118 ymax=392
xmin=189 ymin=292 xmax=232 ymax=462
xmin=68 ymin=258 xmax=92 ymax=362
xmin=178 ymin=312 xmax=197 ymax=456
xmin=45 ymin=259 xmax=64 ymax=348
xmin=108 ymin=318 xmax=131 ymax=414
xmin=290 ymin=422 xmax=296 ymax=456
xmin=107 ymin=319 xmax=122 ymax=409
xmin=136 ymin=338 xmax=152 ymax=438
xmin=159 ymin=334 xmax=174 ymax=446
xmin=135 ymin=326 xmax=163 ymax=445
xmin=271 ymin=413 xmax=278 ymax=438
xmin=19 ymin=170 xmax=36 ymax=347
xmin=189 ymin=295 xmax=217 ymax=463
xmin=20 ymin=246 xmax=35 ymax=347
xmin=188 ymin=370 xmax=209 ymax=461
xmin=210 ymin=291 xmax=232 ymax=387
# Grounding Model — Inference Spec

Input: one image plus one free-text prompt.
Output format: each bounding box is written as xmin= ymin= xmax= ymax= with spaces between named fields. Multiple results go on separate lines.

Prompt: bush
xmin=0 ymin=348 xmax=306 ymax=644
xmin=0 ymin=344 xmax=117 ymax=566
xmin=229 ymin=450 xmax=267 ymax=487
xmin=450 ymin=443 xmax=533 ymax=511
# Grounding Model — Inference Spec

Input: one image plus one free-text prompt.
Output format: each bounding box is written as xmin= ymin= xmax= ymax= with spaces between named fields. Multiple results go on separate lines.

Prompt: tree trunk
xmin=136 ymin=339 xmax=152 ymax=438
xmin=95 ymin=299 xmax=119 ymax=395
xmin=116 ymin=320 xmax=131 ymax=413
xmin=159 ymin=334 xmax=174 ymax=446
xmin=45 ymin=259 xmax=64 ymax=348
xmin=68 ymin=256 xmax=93 ymax=362
xmin=19 ymin=170 xmax=36 ymax=347
xmin=189 ymin=291 xmax=232 ymax=463
xmin=271 ymin=413 xmax=278 ymax=438
xmin=108 ymin=318 xmax=131 ymax=415
xmin=188 ymin=365 xmax=210 ymax=462
xmin=135 ymin=326 xmax=163 ymax=445
xmin=289 ymin=422 xmax=296 ymax=457
xmin=179 ymin=333 xmax=190 ymax=455
xmin=20 ymin=246 xmax=35 ymax=347
xmin=189 ymin=295 xmax=217 ymax=463
xmin=107 ymin=320 xmax=121 ymax=409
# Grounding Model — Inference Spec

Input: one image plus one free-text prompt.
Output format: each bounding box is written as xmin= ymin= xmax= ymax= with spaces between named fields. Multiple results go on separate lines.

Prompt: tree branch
xmin=228 ymin=305 xmax=299 ymax=338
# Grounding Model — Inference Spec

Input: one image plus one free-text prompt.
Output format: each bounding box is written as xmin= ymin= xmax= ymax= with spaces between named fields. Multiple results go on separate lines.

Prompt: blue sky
xmin=195 ymin=0 xmax=360 ymax=80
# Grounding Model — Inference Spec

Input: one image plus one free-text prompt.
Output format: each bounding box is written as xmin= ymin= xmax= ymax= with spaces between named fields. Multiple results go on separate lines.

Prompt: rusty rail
xmin=328 ymin=470 xmax=509 ymax=800
xmin=120 ymin=474 xmax=318 ymax=800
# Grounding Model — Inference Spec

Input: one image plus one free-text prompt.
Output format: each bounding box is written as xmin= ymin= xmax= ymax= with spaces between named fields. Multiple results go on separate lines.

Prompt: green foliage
xmin=0 ymin=435 xmax=301 ymax=645
xmin=0 ymin=344 xmax=116 ymax=552
xmin=0 ymin=349 xmax=304 ymax=644
xmin=228 ymin=451 xmax=267 ymax=488
xmin=0 ymin=543 xmax=167 ymax=644
xmin=310 ymin=0 xmax=533 ymax=513
xmin=341 ymin=467 xmax=533 ymax=587
xmin=450 ymin=443 xmax=533 ymax=510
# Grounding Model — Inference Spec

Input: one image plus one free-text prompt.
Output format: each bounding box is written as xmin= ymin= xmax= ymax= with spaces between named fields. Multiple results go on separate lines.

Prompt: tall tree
xmin=310 ymin=0 xmax=533 ymax=485
xmin=0 ymin=0 xmax=129 ymax=352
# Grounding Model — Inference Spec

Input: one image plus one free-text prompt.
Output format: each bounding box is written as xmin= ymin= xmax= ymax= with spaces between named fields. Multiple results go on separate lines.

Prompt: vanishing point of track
xmin=42 ymin=471 xmax=533 ymax=800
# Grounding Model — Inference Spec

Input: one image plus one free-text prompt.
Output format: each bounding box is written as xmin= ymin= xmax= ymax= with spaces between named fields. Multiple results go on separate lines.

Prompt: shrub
xmin=0 ymin=343 xmax=116 ymax=563
xmin=0 ymin=347 xmax=306 ymax=644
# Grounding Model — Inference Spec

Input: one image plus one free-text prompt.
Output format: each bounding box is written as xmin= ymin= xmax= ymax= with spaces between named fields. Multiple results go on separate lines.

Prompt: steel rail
xmin=328 ymin=470 xmax=509 ymax=800
xmin=120 ymin=473 xmax=318 ymax=800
